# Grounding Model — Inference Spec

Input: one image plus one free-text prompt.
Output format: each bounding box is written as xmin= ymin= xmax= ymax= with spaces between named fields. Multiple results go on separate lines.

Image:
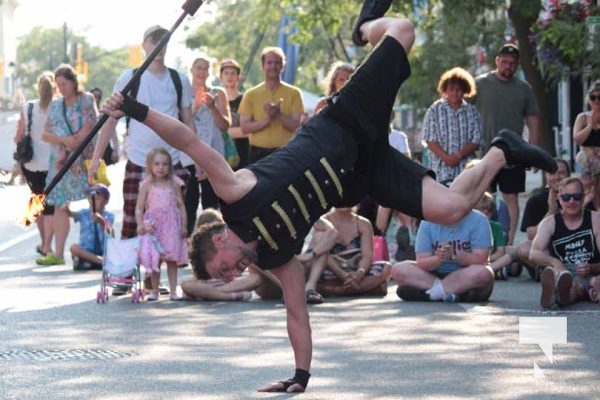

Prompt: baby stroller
xmin=97 ymin=235 xmax=145 ymax=303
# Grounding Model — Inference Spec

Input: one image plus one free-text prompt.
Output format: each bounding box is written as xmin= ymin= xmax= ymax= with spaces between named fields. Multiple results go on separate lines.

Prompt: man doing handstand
xmin=98 ymin=0 xmax=556 ymax=392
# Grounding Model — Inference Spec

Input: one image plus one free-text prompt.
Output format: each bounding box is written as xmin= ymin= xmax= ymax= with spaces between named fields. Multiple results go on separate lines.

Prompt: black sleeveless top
xmin=550 ymin=209 xmax=600 ymax=265
xmin=220 ymin=114 xmax=366 ymax=270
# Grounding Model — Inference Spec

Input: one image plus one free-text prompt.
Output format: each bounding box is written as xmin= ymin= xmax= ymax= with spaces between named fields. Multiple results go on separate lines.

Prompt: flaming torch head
xmin=21 ymin=194 xmax=47 ymax=227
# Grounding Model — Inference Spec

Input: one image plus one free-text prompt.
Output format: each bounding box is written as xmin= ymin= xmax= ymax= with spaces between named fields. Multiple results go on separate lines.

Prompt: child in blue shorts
xmin=67 ymin=184 xmax=115 ymax=271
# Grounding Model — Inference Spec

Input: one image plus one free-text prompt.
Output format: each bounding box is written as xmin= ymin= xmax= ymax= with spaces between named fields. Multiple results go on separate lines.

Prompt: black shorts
xmin=490 ymin=166 xmax=526 ymax=194
xmin=323 ymin=36 xmax=432 ymax=219
xmin=21 ymin=166 xmax=54 ymax=215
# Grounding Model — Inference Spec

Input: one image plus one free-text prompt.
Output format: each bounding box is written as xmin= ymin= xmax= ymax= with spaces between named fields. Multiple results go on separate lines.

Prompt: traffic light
xmin=129 ymin=44 xmax=143 ymax=67
xmin=75 ymin=43 xmax=87 ymax=83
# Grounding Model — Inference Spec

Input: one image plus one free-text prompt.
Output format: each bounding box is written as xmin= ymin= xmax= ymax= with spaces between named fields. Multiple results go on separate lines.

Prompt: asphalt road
xmin=0 ymin=119 xmax=599 ymax=399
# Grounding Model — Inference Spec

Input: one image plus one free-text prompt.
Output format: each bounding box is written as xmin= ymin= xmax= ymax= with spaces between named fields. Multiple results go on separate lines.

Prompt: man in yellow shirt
xmin=239 ymin=46 xmax=304 ymax=162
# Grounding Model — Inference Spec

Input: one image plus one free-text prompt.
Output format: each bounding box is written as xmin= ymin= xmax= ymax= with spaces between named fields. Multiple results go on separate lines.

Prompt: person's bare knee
xmin=361 ymin=17 xmax=415 ymax=52
xmin=473 ymin=265 xmax=494 ymax=288
xmin=391 ymin=260 xmax=415 ymax=283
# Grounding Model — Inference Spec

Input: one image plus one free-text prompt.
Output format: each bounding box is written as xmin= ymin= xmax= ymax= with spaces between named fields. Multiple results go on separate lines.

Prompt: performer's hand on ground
xmin=257 ymin=381 xmax=304 ymax=393
xmin=100 ymin=92 xmax=126 ymax=119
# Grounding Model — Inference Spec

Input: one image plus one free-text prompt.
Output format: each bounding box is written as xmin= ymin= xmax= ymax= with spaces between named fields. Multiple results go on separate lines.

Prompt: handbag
xmin=222 ymin=131 xmax=240 ymax=168
xmin=84 ymin=158 xmax=111 ymax=186
xmin=373 ymin=235 xmax=390 ymax=262
xmin=13 ymin=102 xmax=34 ymax=164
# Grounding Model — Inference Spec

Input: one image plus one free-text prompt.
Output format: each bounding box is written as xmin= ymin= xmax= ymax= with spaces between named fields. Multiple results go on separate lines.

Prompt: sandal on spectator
xmin=306 ymin=289 xmax=324 ymax=304
xmin=35 ymin=245 xmax=47 ymax=256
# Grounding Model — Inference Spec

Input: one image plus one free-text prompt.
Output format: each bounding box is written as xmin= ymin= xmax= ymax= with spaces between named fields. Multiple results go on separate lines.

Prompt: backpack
xmin=125 ymin=67 xmax=183 ymax=129
xmin=13 ymin=102 xmax=34 ymax=164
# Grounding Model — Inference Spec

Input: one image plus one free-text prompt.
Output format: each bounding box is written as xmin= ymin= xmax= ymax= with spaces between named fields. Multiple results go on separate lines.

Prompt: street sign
xmin=587 ymin=16 xmax=600 ymax=50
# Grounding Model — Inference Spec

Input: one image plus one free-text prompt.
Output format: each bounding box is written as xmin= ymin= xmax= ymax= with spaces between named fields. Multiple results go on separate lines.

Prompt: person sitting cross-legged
xmin=302 ymin=207 xmax=391 ymax=304
xmin=529 ymin=177 xmax=600 ymax=308
xmin=392 ymin=208 xmax=494 ymax=303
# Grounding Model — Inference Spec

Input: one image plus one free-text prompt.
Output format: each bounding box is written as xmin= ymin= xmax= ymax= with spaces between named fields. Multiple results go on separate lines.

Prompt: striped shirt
xmin=422 ymin=98 xmax=481 ymax=182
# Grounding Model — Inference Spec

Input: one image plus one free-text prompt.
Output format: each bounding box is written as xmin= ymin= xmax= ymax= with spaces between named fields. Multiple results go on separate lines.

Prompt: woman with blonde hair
xmin=13 ymin=71 xmax=57 ymax=257
xmin=313 ymin=61 xmax=355 ymax=114
xmin=574 ymin=80 xmax=600 ymax=183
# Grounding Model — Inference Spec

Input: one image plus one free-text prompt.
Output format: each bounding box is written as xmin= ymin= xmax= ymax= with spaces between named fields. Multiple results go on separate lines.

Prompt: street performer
xmin=97 ymin=0 xmax=557 ymax=392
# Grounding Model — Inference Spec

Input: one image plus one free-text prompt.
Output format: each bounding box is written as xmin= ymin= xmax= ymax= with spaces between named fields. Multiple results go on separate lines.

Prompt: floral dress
xmin=45 ymin=93 xmax=96 ymax=206
xmin=138 ymin=179 xmax=188 ymax=272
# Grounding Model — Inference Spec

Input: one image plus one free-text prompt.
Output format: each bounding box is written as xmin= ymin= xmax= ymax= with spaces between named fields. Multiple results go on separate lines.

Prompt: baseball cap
xmin=86 ymin=184 xmax=110 ymax=201
xmin=143 ymin=25 xmax=168 ymax=42
xmin=497 ymin=43 xmax=519 ymax=58
xmin=219 ymin=59 xmax=241 ymax=74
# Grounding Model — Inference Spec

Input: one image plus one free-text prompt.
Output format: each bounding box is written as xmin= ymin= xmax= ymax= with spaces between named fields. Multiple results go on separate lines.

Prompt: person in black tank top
xmin=530 ymin=177 xmax=600 ymax=308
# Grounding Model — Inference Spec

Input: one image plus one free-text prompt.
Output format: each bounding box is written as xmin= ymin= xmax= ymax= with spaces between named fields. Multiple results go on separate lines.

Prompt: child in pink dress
xmin=136 ymin=148 xmax=188 ymax=301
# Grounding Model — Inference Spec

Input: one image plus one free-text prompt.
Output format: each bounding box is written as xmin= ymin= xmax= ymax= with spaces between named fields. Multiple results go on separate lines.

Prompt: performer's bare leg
xmin=359 ymin=17 xmax=415 ymax=52
xmin=422 ymin=147 xmax=508 ymax=225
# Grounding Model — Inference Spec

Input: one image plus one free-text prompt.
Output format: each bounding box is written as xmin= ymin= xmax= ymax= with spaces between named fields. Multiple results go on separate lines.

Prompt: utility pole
xmin=63 ymin=22 xmax=70 ymax=63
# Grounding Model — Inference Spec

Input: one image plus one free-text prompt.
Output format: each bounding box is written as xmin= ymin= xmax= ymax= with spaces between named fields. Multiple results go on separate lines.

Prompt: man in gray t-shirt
xmin=471 ymin=43 xmax=540 ymax=246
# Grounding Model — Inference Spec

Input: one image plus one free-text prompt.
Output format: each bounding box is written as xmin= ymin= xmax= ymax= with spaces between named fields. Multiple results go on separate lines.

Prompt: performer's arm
xmin=101 ymin=92 xmax=255 ymax=204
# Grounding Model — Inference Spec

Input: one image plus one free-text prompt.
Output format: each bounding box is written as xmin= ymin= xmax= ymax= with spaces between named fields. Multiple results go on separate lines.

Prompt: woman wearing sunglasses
xmin=574 ymin=80 xmax=600 ymax=183
xmin=530 ymin=177 xmax=600 ymax=308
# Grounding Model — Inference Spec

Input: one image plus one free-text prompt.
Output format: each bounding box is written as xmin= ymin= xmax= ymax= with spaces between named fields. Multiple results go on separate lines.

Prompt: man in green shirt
xmin=472 ymin=43 xmax=541 ymax=247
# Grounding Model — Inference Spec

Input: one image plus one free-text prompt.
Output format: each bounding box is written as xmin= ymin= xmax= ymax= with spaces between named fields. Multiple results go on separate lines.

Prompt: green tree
xmin=16 ymin=26 xmax=129 ymax=101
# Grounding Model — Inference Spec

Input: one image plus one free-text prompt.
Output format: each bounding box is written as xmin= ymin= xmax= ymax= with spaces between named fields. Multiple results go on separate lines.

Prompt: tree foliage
xmin=15 ymin=26 xmax=129 ymax=100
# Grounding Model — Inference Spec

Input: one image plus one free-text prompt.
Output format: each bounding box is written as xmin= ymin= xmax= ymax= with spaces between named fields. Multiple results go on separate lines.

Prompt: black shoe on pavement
xmin=490 ymin=129 xmax=557 ymax=173
xmin=352 ymin=0 xmax=393 ymax=46
xmin=396 ymin=285 xmax=430 ymax=301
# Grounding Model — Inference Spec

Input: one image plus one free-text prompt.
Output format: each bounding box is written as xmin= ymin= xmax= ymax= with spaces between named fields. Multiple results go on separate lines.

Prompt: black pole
xmin=43 ymin=0 xmax=205 ymax=198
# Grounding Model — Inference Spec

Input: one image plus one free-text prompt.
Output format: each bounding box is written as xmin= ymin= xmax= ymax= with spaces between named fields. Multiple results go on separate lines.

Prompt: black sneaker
xmin=494 ymin=267 xmax=507 ymax=280
xmin=490 ymin=129 xmax=557 ymax=173
xmin=396 ymin=285 xmax=430 ymax=301
xmin=352 ymin=0 xmax=393 ymax=46
xmin=508 ymin=262 xmax=523 ymax=277
xmin=525 ymin=265 xmax=542 ymax=282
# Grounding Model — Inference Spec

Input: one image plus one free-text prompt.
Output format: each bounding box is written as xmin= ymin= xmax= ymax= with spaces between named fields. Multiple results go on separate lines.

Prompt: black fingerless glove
xmin=120 ymin=94 xmax=149 ymax=122
xmin=293 ymin=368 xmax=311 ymax=389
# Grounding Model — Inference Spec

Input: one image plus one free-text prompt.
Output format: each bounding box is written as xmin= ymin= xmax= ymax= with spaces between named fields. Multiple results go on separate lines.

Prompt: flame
xmin=20 ymin=194 xmax=46 ymax=227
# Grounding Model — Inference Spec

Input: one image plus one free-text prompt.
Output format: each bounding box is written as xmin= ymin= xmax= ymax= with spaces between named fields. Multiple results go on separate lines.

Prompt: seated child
xmin=67 ymin=184 xmax=114 ymax=271
xmin=475 ymin=192 xmax=516 ymax=280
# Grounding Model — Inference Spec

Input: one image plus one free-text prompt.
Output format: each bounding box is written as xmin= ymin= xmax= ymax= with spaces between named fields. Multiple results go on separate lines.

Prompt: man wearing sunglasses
xmin=530 ymin=177 xmax=600 ymax=308
xmin=517 ymin=158 xmax=570 ymax=280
